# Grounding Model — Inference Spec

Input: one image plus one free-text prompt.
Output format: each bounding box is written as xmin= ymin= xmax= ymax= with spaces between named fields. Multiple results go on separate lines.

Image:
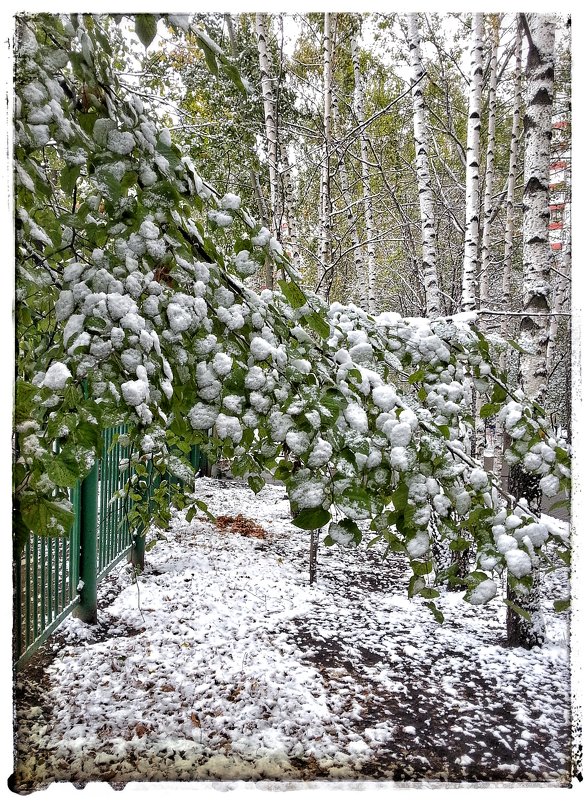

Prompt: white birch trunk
xmin=546 ymin=227 xmax=570 ymax=376
xmin=280 ymin=146 xmax=301 ymax=271
xmin=500 ymin=21 xmax=523 ymax=345
xmin=479 ymin=17 xmax=500 ymax=313
xmin=518 ymin=13 xmax=555 ymax=404
xmin=317 ymin=12 xmax=334 ymax=298
xmin=332 ymin=93 xmax=368 ymax=308
xmin=507 ymin=13 xmax=556 ymax=651
xmin=407 ymin=13 xmax=441 ymax=319
xmin=461 ymin=13 xmax=484 ymax=313
xmin=351 ymin=32 xmax=377 ymax=313
xmin=256 ymin=14 xmax=280 ymax=238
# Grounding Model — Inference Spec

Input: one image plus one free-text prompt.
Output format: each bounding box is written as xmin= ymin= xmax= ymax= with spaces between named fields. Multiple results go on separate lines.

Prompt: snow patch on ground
xmin=14 ymin=479 xmax=572 ymax=788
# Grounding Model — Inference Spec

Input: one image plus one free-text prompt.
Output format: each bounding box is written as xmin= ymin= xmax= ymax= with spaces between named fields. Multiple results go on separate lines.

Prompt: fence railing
xmin=13 ymin=428 xmax=207 ymax=670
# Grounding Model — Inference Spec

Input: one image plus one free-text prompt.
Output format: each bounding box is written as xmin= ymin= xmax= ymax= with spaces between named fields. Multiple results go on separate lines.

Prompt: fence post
xmin=74 ymin=458 xmax=98 ymax=624
xmin=130 ymin=462 xmax=150 ymax=570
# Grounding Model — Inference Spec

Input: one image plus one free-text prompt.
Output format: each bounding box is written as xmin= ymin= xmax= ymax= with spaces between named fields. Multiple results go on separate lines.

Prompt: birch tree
xmin=500 ymin=20 xmax=523 ymax=345
xmin=256 ymin=14 xmax=280 ymax=240
xmin=331 ymin=93 xmax=368 ymax=308
xmin=461 ymin=13 xmax=484 ymax=313
xmin=351 ymin=30 xmax=377 ymax=313
xmin=507 ymin=13 xmax=556 ymax=650
xmin=407 ymin=13 xmax=441 ymax=319
xmin=317 ymin=12 xmax=335 ymax=297
xmin=478 ymin=16 xmax=500 ymax=311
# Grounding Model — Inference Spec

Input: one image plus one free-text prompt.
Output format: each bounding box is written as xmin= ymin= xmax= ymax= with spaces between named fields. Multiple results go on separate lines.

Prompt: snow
xmin=106 ymin=130 xmax=135 ymax=155
xmin=469 ymin=468 xmax=488 ymax=491
xmin=188 ymin=402 xmax=217 ymax=430
xmin=390 ymin=447 xmax=410 ymax=471
xmin=344 ymin=402 xmax=368 ymax=433
xmin=220 ymin=192 xmax=241 ymax=210
xmin=540 ymin=474 xmax=560 ymax=497
xmin=285 ymin=430 xmax=310 ymax=456
xmin=13 ymin=479 xmax=571 ymax=789
xmin=372 ymin=385 xmax=397 ymax=411
xmin=41 ymin=362 xmax=72 ymax=390
xmin=215 ymin=413 xmax=243 ymax=444
xmin=389 ymin=422 xmax=411 ymax=448
xmin=505 ymin=549 xmax=533 ymax=579
xmin=250 ymin=336 xmax=275 ymax=361
xmin=211 ymin=352 xmax=232 ymax=376
xmin=308 ymin=438 xmax=333 ymax=469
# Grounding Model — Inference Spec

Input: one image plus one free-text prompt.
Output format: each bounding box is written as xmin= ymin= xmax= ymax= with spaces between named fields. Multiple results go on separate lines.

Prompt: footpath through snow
xmin=13 ymin=478 xmax=572 ymax=789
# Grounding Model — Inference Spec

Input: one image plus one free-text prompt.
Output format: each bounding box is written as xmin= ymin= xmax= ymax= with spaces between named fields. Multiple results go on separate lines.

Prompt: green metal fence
xmin=14 ymin=427 xmax=208 ymax=671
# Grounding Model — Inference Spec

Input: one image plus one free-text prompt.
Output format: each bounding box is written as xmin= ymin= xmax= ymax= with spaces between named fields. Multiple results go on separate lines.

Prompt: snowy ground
xmin=13 ymin=478 xmax=574 ymax=790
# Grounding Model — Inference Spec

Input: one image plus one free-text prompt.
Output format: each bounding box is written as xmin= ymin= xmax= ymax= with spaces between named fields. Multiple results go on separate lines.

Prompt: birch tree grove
xmin=407 ymin=13 xmax=441 ymax=319
xmin=461 ymin=14 xmax=484 ymax=313
xmin=13 ymin=12 xmax=571 ymax=657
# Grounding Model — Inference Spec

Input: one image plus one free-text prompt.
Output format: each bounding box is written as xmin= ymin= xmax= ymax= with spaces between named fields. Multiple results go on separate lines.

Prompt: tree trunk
xmin=256 ymin=14 xmax=280 ymax=238
xmin=280 ymin=146 xmax=301 ymax=271
xmin=332 ymin=92 xmax=368 ymax=308
xmin=351 ymin=31 xmax=377 ymax=313
xmin=407 ymin=13 xmax=441 ymax=319
xmin=507 ymin=13 xmax=556 ymax=650
xmin=250 ymin=169 xmax=274 ymax=290
xmin=317 ymin=12 xmax=335 ymax=298
xmin=461 ymin=13 xmax=484 ymax=313
xmin=478 ymin=16 xmax=500 ymax=313
xmin=494 ymin=19 xmax=522 ymax=480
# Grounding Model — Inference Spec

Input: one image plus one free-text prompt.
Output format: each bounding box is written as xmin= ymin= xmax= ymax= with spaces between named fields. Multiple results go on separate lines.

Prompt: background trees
xmin=13 ymin=12 xmax=571 ymax=649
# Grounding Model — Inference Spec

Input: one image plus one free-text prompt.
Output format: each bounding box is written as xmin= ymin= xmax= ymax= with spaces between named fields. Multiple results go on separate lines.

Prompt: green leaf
xmin=408 ymin=367 xmax=426 ymax=384
xmin=507 ymin=338 xmax=529 ymax=354
xmin=491 ymin=382 xmax=508 ymax=403
xmin=247 ymin=474 xmax=265 ymax=494
xmin=21 ymin=496 xmax=74 ymax=538
xmin=135 ymin=14 xmax=158 ymax=49
xmin=480 ymin=402 xmax=501 ymax=419
xmin=273 ymin=461 xmax=294 ymax=481
xmin=198 ymin=38 xmax=219 ymax=76
xmin=156 ymin=140 xmax=182 ymax=171
xmin=47 ymin=455 xmax=80 ymax=488
xmin=548 ymin=499 xmax=570 ymax=514
xmin=411 ymin=559 xmax=433 ymax=576
xmin=222 ymin=61 xmax=248 ymax=96
xmin=278 ymin=279 xmax=307 ymax=309
xmin=425 ymin=601 xmax=445 ymax=624
xmin=61 ymin=164 xmax=81 ymax=195
xmin=553 ymin=598 xmax=570 ymax=613
xmin=291 ymin=507 xmax=331 ymax=530
xmin=419 ymin=587 xmax=440 ymax=599
xmin=449 ymin=538 xmax=472 ymax=552
xmin=338 ymin=518 xmax=362 ymax=538
xmin=503 ymin=599 xmax=532 ymax=621
xmin=392 ymin=481 xmax=409 ymax=512
xmin=304 ymin=311 xmax=330 ymax=339
xmin=437 ymin=424 xmax=451 ymax=439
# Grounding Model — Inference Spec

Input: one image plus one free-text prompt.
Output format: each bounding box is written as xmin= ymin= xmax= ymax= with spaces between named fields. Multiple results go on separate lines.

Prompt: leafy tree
xmin=14 ymin=12 xmax=570 ymax=643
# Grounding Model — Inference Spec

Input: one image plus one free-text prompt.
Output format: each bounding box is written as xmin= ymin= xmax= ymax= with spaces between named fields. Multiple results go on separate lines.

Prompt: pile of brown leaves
xmin=215 ymin=514 xmax=267 ymax=539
